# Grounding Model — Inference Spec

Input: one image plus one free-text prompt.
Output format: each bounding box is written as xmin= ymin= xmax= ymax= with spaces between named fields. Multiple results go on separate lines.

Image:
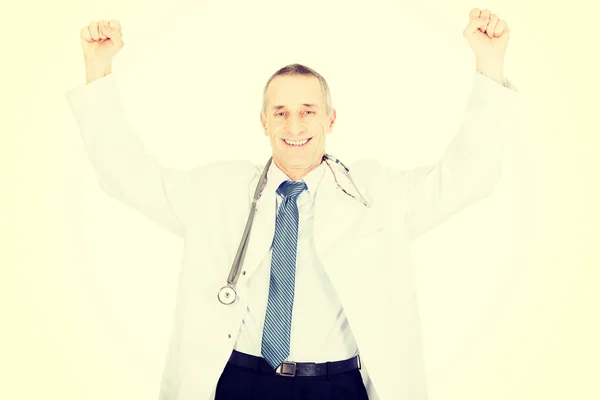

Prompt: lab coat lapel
xmin=313 ymin=162 xmax=367 ymax=266
xmin=241 ymin=165 xmax=276 ymax=279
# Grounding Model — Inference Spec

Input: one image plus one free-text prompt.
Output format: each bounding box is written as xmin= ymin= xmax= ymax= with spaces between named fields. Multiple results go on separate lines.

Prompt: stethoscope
xmin=217 ymin=153 xmax=370 ymax=305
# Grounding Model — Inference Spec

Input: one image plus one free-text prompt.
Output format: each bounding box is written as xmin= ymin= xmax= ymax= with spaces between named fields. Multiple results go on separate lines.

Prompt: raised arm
xmin=65 ymin=20 xmax=206 ymax=237
xmin=383 ymin=8 xmax=519 ymax=241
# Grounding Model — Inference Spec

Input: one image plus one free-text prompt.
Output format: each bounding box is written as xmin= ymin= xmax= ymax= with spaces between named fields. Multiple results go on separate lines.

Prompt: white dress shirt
xmin=233 ymin=160 xmax=360 ymax=363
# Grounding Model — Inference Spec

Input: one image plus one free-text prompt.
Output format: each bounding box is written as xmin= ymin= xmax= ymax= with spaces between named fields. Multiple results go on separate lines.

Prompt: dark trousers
xmin=215 ymin=353 xmax=369 ymax=400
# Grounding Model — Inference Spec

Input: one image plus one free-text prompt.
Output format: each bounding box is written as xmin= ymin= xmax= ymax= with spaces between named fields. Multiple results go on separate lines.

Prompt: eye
xmin=305 ymin=111 xmax=316 ymax=115
xmin=275 ymin=112 xmax=285 ymax=117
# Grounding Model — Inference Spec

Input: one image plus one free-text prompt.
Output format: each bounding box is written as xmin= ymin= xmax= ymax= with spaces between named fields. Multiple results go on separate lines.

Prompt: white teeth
xmin=284 ymin=139 xmax=309 ymax=146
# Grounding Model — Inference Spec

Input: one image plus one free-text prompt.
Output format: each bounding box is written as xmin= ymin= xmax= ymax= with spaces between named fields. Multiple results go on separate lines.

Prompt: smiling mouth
xmin=282 ymin=137 xmax=312 ymax=147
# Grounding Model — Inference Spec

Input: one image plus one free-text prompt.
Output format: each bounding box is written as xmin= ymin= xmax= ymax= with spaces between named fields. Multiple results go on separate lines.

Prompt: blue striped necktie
xmin=261 ymin=179 xmax=307 ymax=369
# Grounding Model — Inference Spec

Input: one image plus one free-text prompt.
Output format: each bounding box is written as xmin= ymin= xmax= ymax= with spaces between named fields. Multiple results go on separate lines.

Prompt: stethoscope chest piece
xmin=218 ymin=285 xmax=237 ymax=305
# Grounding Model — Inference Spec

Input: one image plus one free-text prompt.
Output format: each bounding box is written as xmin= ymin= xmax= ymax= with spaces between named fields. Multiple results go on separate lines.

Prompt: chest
xmin=182 ymin=172 xmax=409 ymax=297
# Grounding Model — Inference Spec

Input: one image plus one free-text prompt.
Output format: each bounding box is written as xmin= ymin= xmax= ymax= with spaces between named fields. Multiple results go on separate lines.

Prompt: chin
xmin=278 ymin=154 xmax=322 ymax=168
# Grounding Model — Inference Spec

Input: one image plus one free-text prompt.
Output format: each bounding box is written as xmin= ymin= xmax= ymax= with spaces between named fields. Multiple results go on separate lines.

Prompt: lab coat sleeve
xmin=65 ymin=73 xmax=208 ymax=237
xmin=382 ymin=71 xmax=519 ymax=241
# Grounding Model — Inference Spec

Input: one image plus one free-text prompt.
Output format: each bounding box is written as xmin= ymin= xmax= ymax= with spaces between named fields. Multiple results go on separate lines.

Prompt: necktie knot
xmin=277 ymin=180 xmax=307 ymax=200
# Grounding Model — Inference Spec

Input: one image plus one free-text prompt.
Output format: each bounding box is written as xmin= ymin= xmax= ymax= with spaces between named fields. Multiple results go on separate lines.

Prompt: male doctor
xmin=65 ymin=7 xmax=518 ymax=400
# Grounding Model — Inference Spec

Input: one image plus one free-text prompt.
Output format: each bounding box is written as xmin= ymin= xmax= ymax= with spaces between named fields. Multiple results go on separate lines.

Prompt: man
xmin=65 ymin=8 xmax=518 ymax=400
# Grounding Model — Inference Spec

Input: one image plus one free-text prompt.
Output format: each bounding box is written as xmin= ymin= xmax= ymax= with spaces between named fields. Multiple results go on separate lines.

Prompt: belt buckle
xmin=276 ymin=361 xmax=297 ymax=377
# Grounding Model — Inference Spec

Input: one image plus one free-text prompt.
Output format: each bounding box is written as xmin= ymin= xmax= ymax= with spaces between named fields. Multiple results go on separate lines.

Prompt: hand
xmin=462 ymin=8 xmax=510 ymax=83
xmin=80 ymin=19 xmax=125 ymax=82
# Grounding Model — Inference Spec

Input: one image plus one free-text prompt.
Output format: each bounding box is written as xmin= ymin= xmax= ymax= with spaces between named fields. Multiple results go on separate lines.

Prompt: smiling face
xmin=260 ymin=74 xmax=336 ymax=180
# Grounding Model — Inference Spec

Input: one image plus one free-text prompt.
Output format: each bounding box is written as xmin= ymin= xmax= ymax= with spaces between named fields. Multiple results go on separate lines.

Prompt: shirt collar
xmin=268 ymin=160 xmax=327 ymax=201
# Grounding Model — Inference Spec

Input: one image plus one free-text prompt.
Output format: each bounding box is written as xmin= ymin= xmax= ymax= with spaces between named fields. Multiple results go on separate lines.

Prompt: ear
xmin=260 ymin=112 xmax=268 ymax=136
xmin=326 ymin=109 xmax=337 ymax=134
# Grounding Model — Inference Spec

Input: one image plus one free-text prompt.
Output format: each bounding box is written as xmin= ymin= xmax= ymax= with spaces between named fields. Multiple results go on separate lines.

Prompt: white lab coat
xmin=65 ymin=71 xmax=518 ymax=399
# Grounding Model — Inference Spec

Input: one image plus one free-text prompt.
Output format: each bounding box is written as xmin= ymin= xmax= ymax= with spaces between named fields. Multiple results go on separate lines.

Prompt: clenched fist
xmin=463 ymin=8 xmax=509 ymax=84
xmin=80 ymin=19 xmax=124 ymax=83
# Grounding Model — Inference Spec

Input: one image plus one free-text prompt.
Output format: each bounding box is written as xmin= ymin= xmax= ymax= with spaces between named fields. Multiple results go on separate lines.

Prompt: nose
xmin=286 ymin=114 xmax=306 ymax=136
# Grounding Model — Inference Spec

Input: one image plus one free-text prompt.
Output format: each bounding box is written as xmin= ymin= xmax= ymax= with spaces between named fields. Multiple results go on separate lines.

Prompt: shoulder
xmin=189 ymin=159 xmax=259 ymax=182
xmin=346 ymin=158 xmax=386 ymax=182
xmin=184 ymin=159 xmax=262 ymax=198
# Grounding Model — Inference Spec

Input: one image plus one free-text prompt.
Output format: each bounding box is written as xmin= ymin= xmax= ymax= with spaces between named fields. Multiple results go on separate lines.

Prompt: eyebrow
xmin=271 ymin=104 xmax=320 ymax=111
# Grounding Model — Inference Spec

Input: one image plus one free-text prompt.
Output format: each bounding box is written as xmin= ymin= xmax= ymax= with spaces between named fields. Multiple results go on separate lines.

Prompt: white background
xmin=3 ymin=0 xmax=598 ymax=399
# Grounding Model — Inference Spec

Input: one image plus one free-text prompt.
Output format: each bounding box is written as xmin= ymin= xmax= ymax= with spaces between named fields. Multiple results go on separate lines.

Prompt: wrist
xmin=85 ymin=61 xmax=112 ymax=84
xmin=476 ymin=60 xmax=504 ymax=84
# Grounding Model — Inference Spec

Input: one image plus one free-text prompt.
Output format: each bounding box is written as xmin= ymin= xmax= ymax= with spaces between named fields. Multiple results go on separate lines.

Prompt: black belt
xmin=227 ymin=350 xmax=361 ymax=377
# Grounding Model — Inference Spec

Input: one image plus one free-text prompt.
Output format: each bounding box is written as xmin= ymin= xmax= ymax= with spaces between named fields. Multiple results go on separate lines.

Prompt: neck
xmin=272 ymin=155 xmax=324 ymax=181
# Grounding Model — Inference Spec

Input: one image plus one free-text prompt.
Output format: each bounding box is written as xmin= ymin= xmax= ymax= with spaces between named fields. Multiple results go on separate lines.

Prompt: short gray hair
xmin=262 ymin=63 xmax=332 ymax=115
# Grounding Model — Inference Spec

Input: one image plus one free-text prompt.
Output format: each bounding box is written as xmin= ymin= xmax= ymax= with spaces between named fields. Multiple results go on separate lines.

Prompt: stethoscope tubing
xmin=217 ymin=154 xmax=368 ymax=305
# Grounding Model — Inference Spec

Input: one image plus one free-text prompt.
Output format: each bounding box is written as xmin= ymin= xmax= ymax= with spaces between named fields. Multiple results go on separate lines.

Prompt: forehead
xmin=265 ymin=74 xmax=325 ymax=107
